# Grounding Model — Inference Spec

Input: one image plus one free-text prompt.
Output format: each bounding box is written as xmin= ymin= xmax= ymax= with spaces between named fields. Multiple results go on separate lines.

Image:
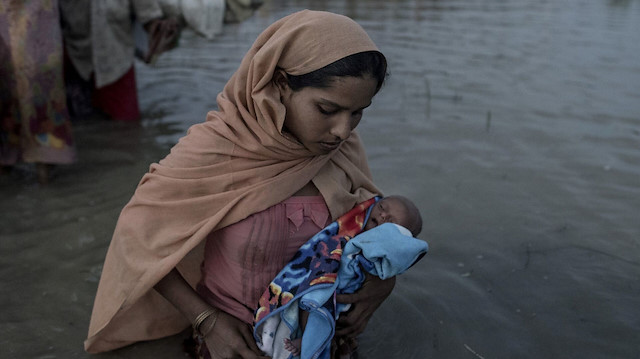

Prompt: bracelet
xmin=199 ymin=309 xmax=220 ymax=338
xmin=193 ymin=308 xmax=217 ymax=336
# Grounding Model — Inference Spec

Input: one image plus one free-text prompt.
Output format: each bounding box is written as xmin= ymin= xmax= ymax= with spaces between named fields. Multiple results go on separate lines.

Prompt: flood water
xmin=2 ymin=0 xmax=640 ymax=358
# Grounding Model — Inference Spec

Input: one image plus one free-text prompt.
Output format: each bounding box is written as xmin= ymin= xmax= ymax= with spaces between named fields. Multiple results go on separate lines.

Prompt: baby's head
xmin=364 ymin=195 xmax=423 ymax=236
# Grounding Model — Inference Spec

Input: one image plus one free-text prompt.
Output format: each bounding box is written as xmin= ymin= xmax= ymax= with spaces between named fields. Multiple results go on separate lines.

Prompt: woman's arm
xmin=334 ymin=273 xmax=396 ymax=338
xmin=154 ymin=268 xmax=269 ymax=359
xmin=154 ymin=268 xmax=213 ymax=323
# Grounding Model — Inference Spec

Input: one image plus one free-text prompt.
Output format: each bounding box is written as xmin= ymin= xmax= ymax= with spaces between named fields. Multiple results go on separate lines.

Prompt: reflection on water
xmin=1 ymin=0 xmax=639 ymax=358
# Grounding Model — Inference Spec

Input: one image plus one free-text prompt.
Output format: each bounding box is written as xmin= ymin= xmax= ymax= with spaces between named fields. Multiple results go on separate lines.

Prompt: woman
xmin=0 ymin=0 xmax=76 ymax=183
xmin=85 ymin=10 xmax=392 ymax=358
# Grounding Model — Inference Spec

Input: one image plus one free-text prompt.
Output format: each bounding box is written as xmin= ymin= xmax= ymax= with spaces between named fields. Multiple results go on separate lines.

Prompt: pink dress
xmin=197 ymin=196 xmax=331 ymax=324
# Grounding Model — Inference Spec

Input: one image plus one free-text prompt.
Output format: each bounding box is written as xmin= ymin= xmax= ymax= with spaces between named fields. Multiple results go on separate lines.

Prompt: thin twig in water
xmin=464 ymin=344 xmax=486 ymax=359
xmin=485 ymin=110 xmax=491 ymax=132
xmin=424 ymin=76 xmax=431 ymax=121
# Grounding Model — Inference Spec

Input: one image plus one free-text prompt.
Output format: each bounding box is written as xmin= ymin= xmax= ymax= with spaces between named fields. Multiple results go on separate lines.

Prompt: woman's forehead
xmin=307 ymin=76 xmax=378 ymax=109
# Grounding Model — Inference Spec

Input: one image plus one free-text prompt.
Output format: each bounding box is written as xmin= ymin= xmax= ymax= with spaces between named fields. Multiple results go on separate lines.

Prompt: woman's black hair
xmin=286 ymin=51 xmax=387 ymax=93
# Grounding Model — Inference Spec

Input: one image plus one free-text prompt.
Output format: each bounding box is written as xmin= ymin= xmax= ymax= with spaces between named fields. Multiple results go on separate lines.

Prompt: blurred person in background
xmin=0 ymin=0 xmax=76 ymax=185
xmin=59 ymin=0 xmax=179 ymax=122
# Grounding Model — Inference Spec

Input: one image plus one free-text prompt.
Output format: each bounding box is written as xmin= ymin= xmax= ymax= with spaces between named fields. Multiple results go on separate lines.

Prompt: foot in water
xmin=283 ymin=338 xmax=301 ymax=356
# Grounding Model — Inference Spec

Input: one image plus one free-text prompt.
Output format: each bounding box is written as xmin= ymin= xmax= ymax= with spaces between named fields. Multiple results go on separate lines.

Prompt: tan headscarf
xmin=85 ymin=10 xmax=383 ymax=353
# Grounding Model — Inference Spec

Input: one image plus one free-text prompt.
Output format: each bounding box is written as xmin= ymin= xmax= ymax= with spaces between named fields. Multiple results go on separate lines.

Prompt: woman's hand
xmin=335 ymin=273 xmax=396 ymax=338
xmin=203 ymin=310 xmax=270 ymax=359
xmin=142 ymin=18 xmax=180 ymax=63
xmin=153 ymin=269 xmax=269 ymax=358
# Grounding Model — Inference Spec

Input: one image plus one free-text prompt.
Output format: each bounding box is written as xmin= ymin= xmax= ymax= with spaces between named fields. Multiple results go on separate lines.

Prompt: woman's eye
xmin=318 ymin=106 xmax=336 ymax=115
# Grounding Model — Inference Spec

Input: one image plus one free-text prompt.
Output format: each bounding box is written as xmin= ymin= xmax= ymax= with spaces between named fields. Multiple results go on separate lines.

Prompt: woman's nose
xmin=330 ymin=115 xmax=351 ymax=141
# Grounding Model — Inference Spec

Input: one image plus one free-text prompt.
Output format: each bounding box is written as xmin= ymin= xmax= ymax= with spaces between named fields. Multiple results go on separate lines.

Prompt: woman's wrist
xmin=193 ymin=307 xmax=218 ymax=335
xmin=198 ymin=308 xmax=221 ymax=338
xmin=154 ymin=268 xmax=220 ymax=328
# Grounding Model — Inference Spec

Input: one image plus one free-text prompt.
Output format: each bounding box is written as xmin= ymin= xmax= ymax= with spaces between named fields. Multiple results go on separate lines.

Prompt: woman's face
xmin=278 ymin=73 xmax=379 ymax=155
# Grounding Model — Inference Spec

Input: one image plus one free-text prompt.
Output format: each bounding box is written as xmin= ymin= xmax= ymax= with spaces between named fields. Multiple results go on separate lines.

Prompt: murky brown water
xmin=2 ymin=0 xmax=639 ymax=358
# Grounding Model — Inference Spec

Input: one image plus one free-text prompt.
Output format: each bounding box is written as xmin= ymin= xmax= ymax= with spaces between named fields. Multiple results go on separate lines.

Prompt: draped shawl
xmin=85 ymin=10 xmax=383 ymax=353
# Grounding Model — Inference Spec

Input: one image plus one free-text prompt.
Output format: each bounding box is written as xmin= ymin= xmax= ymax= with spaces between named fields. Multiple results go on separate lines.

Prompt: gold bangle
xmin=199 ymin=309 xmax=220 ymax=338
xmin=193 ymin=308 xmax=217 ymax=336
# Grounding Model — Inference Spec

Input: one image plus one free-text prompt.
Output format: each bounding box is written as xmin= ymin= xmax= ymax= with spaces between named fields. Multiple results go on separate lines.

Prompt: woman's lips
xmin=319 ymin=141 xmax=342 ymax=151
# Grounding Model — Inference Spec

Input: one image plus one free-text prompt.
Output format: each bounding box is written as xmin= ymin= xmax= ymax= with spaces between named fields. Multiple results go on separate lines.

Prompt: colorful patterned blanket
xmin=252 ymin=198 xmax=429 ymax=359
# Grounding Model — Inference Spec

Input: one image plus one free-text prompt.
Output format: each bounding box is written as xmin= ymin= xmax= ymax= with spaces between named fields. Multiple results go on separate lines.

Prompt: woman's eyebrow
xmin=318 ymin=98 xmax=372 ymax=110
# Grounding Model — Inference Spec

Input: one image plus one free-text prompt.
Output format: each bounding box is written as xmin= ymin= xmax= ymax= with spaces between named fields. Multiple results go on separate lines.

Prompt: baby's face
xmin=364 ymin=196 xmax=414 ymax=232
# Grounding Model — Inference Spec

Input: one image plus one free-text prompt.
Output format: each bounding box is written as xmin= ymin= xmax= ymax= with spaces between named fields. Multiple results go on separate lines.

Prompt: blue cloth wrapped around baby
xmin=253 ymin=201 xmax=428 ymax=359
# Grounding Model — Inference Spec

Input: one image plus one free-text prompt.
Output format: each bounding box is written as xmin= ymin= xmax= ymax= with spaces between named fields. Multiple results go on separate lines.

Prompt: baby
xmin=284 ymin=195 xmax=423 ymax=356
xmin=362 ymin=195 xmax=422 ymax=236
